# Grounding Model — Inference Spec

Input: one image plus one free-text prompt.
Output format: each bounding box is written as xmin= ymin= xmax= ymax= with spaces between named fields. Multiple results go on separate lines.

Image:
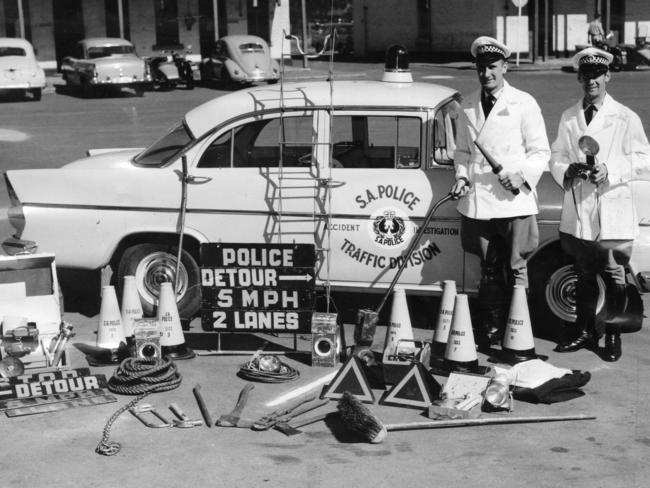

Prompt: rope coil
xmin=238 ymin=354 xmax=300 ymax=383
xmin=95 ymin=357 xmax=182 ymax=456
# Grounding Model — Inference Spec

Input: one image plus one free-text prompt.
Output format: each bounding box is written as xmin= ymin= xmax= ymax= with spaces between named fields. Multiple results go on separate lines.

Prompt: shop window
xmin=154 ymin=0 xmax=181 ymax=50
xmin=105 ymin=0 xmax=131 ymax=40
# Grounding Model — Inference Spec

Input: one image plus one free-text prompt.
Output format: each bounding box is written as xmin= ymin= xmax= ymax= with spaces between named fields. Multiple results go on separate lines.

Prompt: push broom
xmin=337 ymin=392 xmax=596 ymax=444
xmin=354 ymin=193 xmax=453 ymax=350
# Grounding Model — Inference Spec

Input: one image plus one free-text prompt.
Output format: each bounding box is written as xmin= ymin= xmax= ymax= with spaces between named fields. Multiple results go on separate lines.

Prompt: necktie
xmin=482 ymin=93 xmax=496 ymax=117
xmin=584 ymin=104 xmax=597 ymax=125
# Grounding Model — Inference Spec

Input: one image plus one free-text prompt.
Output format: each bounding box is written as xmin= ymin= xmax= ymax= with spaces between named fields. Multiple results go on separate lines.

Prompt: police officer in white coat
xmin=450 ymin=37 xmax=550 ymax=348
xmin=550 ymin=47 xmax=650 ymax=361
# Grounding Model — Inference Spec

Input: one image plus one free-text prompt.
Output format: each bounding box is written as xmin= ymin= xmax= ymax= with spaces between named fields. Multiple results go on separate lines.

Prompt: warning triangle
xmin=379 ymin=363 xmax=441 ymax=409
xmin=320 ymin=356 xmax=375 ymax=403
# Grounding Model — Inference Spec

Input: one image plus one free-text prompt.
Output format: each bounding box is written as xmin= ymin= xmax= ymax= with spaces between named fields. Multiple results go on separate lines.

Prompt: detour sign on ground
xmin=200 ymin=243 xmax=316 ymax=333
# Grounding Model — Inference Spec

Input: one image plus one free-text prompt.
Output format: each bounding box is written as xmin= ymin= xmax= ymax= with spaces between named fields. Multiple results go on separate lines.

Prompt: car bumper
xmin=0 ymin=81 xmax=46 ymax=90
xmin=90 ymin=77 xmax=151 ymax=86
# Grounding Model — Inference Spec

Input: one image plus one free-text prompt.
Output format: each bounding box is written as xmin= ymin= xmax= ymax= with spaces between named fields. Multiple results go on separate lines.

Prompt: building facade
xmin=0 ymin=0 xmax=283 ymax=69
xmin=353 ymin=0 xmax=650 ymax=61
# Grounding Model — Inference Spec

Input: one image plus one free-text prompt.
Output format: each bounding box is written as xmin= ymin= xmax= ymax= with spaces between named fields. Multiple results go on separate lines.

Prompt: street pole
xmin=213 ymin=0 xmax=220 ymax=41
xmin=118 ymin=0 xmax=124 ymax=39
xmin=517 ymin=4 xmax=521 ymax=66
xmin=17 ymin=0 xmax=25 ymax=39
xmin=301 ymin=0 xmax=309 ymax=68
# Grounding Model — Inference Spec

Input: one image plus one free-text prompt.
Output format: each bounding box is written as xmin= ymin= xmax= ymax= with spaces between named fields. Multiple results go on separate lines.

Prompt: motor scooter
xmin=146 ymin=46 xmax=198 ymax=90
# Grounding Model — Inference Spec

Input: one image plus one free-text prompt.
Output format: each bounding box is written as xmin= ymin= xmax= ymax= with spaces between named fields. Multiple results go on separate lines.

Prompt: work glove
xmin=450 ymin=178 xmax=469 ymax=200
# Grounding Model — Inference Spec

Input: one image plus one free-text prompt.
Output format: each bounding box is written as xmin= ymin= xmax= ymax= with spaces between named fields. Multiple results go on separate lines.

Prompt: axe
xmin=216 ymin=383 xmax=255 ymax=427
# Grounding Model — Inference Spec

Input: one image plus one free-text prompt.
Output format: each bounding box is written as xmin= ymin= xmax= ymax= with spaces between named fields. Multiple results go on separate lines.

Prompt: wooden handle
xmin=385 ymin=414 xmax=596 ymax=431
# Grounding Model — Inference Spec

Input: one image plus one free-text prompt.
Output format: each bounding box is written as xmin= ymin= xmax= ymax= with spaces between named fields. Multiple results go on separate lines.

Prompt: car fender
xmin=223 ymin=58 xmax=244 ymax=81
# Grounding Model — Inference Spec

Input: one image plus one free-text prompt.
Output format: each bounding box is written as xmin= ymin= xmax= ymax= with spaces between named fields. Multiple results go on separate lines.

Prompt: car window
xmin=0 ymin=47 xmax=26 ymax=57
xmin=198 ymin=114 xmax=314 ymax=168
xmin=239 ymin=43 xmax=265 ymax=53
xmin=87 ymin=44 xmax=134 ymax=58
xmin=331 ymin=115 xmax=421 ymax=169
xmin=432 ymin=99 xmax=460 ymax=166
xmin=134 ymin=122 xmax=193 ymax=167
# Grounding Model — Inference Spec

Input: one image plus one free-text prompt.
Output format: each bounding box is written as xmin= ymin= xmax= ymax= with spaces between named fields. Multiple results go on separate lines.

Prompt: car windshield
xmin=0 ymin=47 xmax=26 ymax=57
xmin=87 ymin=44 xmax=135 ymax=58
xmin=133 ymin=122 xmax=194 ymax=167
xmin=239 ymin=43 xmax=264 ymax=53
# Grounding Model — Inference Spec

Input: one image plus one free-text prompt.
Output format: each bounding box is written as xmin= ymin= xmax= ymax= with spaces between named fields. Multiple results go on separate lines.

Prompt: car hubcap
xmin=545 ymin=264 xmax=605 ymax=322
xmin=135 ymin=251 xmax=188 ymax=307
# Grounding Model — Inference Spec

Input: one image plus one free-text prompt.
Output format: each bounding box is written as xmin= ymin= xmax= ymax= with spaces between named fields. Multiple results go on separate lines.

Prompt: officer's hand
xmin=589 ymin=163 xmax=608 ymax=185
xmin=498 ymin=172 xmax=525 ymax=191
xmin=565 ymin=162 xmax=586 ymax=180
xmin=450 ymin=178 xmax=469 ymax=200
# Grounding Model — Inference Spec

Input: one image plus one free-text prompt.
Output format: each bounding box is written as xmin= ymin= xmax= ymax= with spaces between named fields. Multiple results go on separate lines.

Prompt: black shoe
xmin=602 ymin=333 xmax=622 ymax=362
xmin=554 ymin=331 xmax=597 ymax=353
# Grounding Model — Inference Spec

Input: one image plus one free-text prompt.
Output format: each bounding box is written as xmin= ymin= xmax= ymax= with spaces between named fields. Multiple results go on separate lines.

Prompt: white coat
xmin=454 ymin=80 xmax=551 ymax=219
xmin=550 ymin=94 xmax=650 ymax=240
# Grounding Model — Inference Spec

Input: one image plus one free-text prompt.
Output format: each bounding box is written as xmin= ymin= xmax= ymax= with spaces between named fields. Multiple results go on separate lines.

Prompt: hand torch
xmin=474 ymin=140 xmax=520 ymax=195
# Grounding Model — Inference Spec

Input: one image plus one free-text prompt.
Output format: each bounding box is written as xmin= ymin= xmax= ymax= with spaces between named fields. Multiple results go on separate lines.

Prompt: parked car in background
xmin=145 ymin=46 xmax=200 ymax=90
xmin=60 ymin=37 xmax=151 ymax=97
xmin=0 ymin=37 xmax=46 ymax=101
xmin=200 ymin=35 xmax=280 ymax=87
xmin=4 ymin=72 xmax=650 ymax=340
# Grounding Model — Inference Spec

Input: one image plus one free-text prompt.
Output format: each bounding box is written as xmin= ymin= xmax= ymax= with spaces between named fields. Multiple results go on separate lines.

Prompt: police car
xmin=4 ymin=52 xmax=649 ymax=338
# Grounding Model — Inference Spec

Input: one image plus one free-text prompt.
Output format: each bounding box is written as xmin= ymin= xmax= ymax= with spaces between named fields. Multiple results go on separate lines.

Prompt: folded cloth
xmin=495 ymin=358 xmax=572 ymax=389
xmin=512 ymin=371 xmax=591 ymax=404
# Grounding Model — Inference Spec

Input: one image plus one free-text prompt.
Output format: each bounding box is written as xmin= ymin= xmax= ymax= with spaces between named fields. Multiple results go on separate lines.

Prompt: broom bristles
xmin=336 ymin=391 xmax=388 ymax=443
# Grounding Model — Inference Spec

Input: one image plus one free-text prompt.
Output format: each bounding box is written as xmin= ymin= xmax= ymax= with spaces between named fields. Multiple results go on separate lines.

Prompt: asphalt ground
xmin=1 ymin=60 xmax=650 ymax=487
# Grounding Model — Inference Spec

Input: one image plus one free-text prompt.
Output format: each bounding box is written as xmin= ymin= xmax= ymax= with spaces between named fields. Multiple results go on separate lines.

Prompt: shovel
xmin=355 ymin=194 xmax=453 ymax=357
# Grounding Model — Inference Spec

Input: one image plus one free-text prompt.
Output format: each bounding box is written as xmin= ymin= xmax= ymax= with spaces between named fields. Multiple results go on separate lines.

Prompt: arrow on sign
xmin=278 ymin=274 xmax=313 ymax=281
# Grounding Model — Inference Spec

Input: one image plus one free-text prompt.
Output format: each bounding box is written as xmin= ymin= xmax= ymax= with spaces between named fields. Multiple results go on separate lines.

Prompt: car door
xmin=182 ymin=110 xmax=324 ymax=246
xmin=320 ymin=107 xmax=465 ymax=292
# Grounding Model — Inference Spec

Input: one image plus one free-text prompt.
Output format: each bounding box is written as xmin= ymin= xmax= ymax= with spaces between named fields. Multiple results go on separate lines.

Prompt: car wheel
xmin=31 ymin=88 xmax=42 ymax=101
xmin=134 ymin=86 xmax=145 ymax=97
xmin=528 ymin=247 xmax=606 ymax=341
xmin=116 ymin=243 xmax=201 ymax=318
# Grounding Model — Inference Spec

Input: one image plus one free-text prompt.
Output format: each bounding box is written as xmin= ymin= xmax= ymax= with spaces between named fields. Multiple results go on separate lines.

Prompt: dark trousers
xmin=559 ymin=232 xmax=632 ymax=336
xmin=461 ymin=215 xmax=539 ymax=331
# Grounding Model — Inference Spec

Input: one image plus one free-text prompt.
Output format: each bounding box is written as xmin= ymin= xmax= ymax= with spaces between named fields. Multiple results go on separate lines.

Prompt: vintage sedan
xmin=200 ymin=35 xmax=280 ymax=86
xmin=0 ymin=37 xmax=46 ymax=101
xmin=60 ymin=37 xmax=151 ymax=97
xmin=4 ymin=71 xmax=650 ymax=339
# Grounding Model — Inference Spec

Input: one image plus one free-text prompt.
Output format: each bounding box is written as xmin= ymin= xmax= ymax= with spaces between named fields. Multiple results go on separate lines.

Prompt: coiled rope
xmin=95 ymin=357 xmax=182 ymax=456
xmin=238 ymin=354 xmax=300 ymax=383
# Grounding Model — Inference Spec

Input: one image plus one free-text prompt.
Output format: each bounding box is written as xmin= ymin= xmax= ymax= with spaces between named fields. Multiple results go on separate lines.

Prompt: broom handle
xmin=385 ymin=414 xmax=596 ymax=431
xmin=375 ymin=193 xmax=454 ymax=315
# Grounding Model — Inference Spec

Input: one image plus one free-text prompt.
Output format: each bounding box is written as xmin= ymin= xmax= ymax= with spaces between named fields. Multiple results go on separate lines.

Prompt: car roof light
xmin=382 ymin=44 xmax=413 ymax=83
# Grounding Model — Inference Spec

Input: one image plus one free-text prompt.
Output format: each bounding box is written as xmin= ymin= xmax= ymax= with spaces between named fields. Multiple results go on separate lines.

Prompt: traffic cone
xmin=96 ymin=285 xmax=127 ymax=363
xmin=431 ymin=280 xmax=457 ymax=358
xmin=442 ymin=294 xmax=486 ymax=374
xmin=381 ymin=286 xmax=418 ymax=384
xmin=121 ymin=275 xmax=143 ymax=341
xmin=157 ymin=282 xmax=195 ymax=360
xmin=498 ymin=285 xmax=541 ymax=364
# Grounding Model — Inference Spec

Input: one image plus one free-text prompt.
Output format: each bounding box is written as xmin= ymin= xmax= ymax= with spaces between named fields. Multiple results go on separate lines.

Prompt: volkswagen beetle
xmin=200 ymin=35 xmax=280 ymax=86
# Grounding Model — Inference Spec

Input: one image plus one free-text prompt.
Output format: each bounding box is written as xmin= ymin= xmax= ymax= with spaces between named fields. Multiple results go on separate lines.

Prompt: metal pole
xmin=118 ymin=0 xmax=125 ymax=39
xmin=301 ymin=0 xmax=309 ymax=68
xmin=517 ymin=4 xmax=522 ymax=66
xmin=213 ymin=0 xmax=220 ymax=40
xmin=543 ymin=0 xmax=548 ymax=61
xmin=17 ymin=0 xmax=25 ymax=39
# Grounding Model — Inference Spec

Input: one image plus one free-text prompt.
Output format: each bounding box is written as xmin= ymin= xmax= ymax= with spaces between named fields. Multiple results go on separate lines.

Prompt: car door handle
xmin=318 ymin=178 xmax=346 ymax=188
xmin=174 ymin=170 xmax=212 ymax=184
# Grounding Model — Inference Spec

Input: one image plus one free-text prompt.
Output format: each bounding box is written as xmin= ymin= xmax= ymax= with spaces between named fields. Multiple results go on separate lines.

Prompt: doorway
xmin=52 ymin=0 xmax=84 ymax=69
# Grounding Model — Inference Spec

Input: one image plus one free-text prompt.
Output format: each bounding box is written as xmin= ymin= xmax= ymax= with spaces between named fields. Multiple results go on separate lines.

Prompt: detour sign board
xmin=200 ymin=243 xmax=316 ymax=333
